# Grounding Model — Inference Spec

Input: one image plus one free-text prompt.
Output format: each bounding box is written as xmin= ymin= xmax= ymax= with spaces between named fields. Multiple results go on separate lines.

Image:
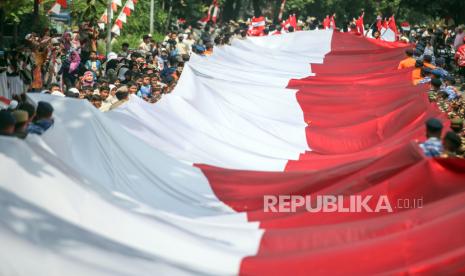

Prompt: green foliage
xmin=272 ymin=0 xmax=464 ymax=26
xmin=70 ymin=0 xmax=108 ymax=25
xmin=1 ymin=0 xmax=464 ymax=40
xmin=286 ymin=0 xmax=313 ymax=15
xmin=172 ymin=0 xmax=206 ymax=23
xmin=112 ymin=32 xmax=164 ymax=52
xmin=120 ymin=0 xmax=168 ymax=36
xmin=1 ymin=0 xmax=34 ymax=23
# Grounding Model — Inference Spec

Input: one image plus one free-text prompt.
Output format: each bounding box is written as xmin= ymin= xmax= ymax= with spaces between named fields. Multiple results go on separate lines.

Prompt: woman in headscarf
xmin=71 ymin=32 xmax=81 ymax=53
xmin=60 ymin=50 xmax=81 ymax=91
xmin=80 ymin=71 xmax=95 ymax=88
xmin=62 ymin=32 xmax=72 ymax=52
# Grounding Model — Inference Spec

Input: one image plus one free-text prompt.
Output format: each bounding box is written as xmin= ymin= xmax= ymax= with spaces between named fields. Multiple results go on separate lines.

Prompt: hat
xmin=107 ymin=52 xmax=118 ymax=61
xmin=51 ymin=91 xmax=65 ymax=97
xmin=400 ymin=21 xmax=410 ymax=31
xmin=116 ymin=85 xmax=129 ymax=93
xmin=68 ymin=88 xmax=80 ymax=95
xmin=109 ymin=84 xmax=116 ymax=91
xmin=425 ymin=118 xmax=443 ymax=132
xmin=11 ymin=110 xmax=28 ymax=124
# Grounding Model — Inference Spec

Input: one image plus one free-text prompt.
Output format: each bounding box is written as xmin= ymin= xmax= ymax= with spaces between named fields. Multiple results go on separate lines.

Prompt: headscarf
xmin=117 ymin=67 xmax=129 ymax=81
xmin=71 ymin=33 xmax=81 ymax=52
xmin=69 ymin=51 xmax=81 ymax=73
xmin=81 ymin=71 xmax=95 ymax=87
xmin=62 ymin=32 xmax=72 ymax=52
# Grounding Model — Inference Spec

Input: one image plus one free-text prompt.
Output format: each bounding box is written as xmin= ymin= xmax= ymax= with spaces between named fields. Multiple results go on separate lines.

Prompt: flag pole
xmin=364 ymin=21 xmax=376 ymax=37
xmin=150 ymin=0 xmax=154 ymax=35
xmin=106 ymin=0 xmax=112 ymax=55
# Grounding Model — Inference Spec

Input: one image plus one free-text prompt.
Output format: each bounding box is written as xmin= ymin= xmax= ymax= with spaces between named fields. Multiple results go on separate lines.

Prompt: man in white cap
xmin=67 ymin=87 xmax=80 ymax=98
xmin=49 ymin=83 xmax=65 ymax=97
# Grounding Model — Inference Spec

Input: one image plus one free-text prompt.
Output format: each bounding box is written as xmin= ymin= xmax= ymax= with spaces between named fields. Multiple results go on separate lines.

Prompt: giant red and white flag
xmin=199 ymin=0 xmax=217 ymax=23
xmin=380 ymin=15 xmax=398 ymax=41
xmin=211 ymin=0 xmax=219 ymax=23
xmin=1 ymin=30 xmax=464 ymax=275
xmin=248 ymin=16 xmax=266 ymax=36
xmin=48 ymin=0 xmax=67 ymax=14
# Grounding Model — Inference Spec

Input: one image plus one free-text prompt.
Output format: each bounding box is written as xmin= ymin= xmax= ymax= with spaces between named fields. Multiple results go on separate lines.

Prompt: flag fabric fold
xmin=1 ymin=30 xmax=464 ymax=275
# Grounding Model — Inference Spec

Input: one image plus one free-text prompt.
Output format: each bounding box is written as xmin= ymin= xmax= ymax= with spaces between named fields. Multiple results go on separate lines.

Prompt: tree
xmin=400 ymin=0 xmax=465 ymax=25
xmin=0 ymin=0 xmax=33 ymax=46
xmin=70 ymin=0 xmax=108 ymax=25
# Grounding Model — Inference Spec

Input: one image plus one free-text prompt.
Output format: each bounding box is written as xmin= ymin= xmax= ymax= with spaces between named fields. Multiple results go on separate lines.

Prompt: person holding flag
xmin=355 ymin=10 xmax=365 ymax=35
xmin=323 ymin=15 xmax=330 ymax=29
xmin=387 ymin=15 xmax=399 ymax=40
xmin=247 ymin=16 xmax=266 ymax=36
xmin=329 ymin=13 xmax=336 ymax=29
xmin=379 ymin=15 xmax=398 ymax=42
xmin=376 ymin=15 xmax=383 ymax=32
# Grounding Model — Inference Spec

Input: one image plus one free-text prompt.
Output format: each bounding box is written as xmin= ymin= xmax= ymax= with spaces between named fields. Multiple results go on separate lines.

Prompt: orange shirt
xmin=398 ymin=57 xmax=416 ymax=69
xmin=424 ymin=62 xmax=436 ymax=69
xmin=411 ymin=67 xmax=422 ymax=85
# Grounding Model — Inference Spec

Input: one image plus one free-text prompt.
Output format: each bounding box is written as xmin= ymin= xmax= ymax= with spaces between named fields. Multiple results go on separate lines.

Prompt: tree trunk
xmin=273 ymin=0 xmax=281 ymax=22
xmin=13 ymin=23 xmax=18 ymax=45
xmin=395 ymin=0 xmax=403 ymax=20
xmin=222 ymin=0 xmax=234 ymax=22
xmin=34 ymin=0 xmax=40 ymax=24
xmin=165 ymin=0 xmax=172 ymax=32
xmin=233 ymin=0 xmax=242 ymax=20
xmin=252 ymin=0 xmax=261 ymax=17
xmin=0 ymin=8 xmax=4 ymax=48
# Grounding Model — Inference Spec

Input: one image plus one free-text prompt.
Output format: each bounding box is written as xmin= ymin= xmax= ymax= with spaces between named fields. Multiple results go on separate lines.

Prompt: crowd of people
xmin=0 ymin=16 xmax=464 ymax=158
xmin=395 ymin=25 xmax=465 ymax=157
